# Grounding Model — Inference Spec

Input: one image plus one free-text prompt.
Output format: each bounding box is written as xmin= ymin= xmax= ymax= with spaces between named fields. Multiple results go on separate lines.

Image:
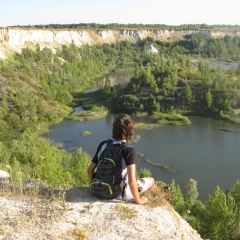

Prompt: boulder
xmin=0 ymin=170 xmax=10 ymax=178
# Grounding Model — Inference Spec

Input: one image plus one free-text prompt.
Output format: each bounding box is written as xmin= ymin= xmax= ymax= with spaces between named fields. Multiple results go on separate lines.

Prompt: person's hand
xmin=137 ymin=196 xmax=148 ymax=205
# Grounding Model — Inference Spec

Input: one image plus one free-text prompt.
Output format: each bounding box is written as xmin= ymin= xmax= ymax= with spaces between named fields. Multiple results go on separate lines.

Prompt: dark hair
xmin=112 ymin=114 xmax=134 ymax=142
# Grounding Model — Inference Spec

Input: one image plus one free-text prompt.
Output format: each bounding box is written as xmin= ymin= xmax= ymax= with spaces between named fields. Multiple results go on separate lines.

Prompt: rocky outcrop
xmin=0 ymin=187 xmax=202 ymax=240
xmin=0 ymin=170 xmax=10 ymax=178
xmin=147 ymin=44 xmax=159 ymax=53
xmin=0 ymin=27 xmax=239 ymax=59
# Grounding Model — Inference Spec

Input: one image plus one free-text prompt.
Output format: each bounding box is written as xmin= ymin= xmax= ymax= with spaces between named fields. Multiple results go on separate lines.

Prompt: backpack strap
xmin=113 ymin=140 xmax=126 ymax=145
xmin=97 ymin=141 xmax=110 ymax=160
xmin=97 ymin=139 xmax=127 ymax=160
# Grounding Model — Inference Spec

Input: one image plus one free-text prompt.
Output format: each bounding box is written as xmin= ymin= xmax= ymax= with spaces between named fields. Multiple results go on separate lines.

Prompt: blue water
xmin=42 ymin=115 xmax=240 ymax=201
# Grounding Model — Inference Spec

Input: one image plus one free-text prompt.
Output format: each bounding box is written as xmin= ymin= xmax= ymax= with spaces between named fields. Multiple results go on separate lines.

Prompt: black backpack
xmin=91 ymin=140 xmax=126 ymax=199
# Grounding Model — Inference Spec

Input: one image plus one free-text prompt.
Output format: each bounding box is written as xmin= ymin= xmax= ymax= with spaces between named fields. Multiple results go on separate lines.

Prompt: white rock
xmin=0 ymin=28 xmax=238 ymax=60
xmin=0 ymin=169 xmax=10 ymax=178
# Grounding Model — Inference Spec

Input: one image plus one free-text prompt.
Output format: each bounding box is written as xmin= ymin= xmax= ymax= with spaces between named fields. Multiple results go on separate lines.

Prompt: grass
xmin=115 ymin=203 xmax=139 ymax=219
xmin=64 ymin=228 xmax=87 ymax=240
xmin=137 ymin=152 xmax=145 ymax=157
xmin=145 ymin=158 xmax=176 ymax=173
xmin=0 ymin=178 xmax=67 ymax=201
xmin=132 ymin=134 xmax=141 ymax=143
xmin=0 ymin=225 xmax=7 ymax=235
xmin=82 ymin=131 xmax=92 ymax=137
xmin=142 ymin=184 xmax=170 ymax=208
xmin=133 ymin=112 xmax=191 ymax=130
xmin=68 ymin=107 xmax=108 ymax=122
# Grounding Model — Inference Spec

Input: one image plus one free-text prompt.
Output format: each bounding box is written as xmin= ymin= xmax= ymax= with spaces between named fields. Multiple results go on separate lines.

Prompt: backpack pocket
xmin=91 ymin=179 xmax=122 ymax=199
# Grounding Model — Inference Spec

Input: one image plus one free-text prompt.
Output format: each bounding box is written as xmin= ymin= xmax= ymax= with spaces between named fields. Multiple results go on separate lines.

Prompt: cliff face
xmin=0 ymin=27 xmax=239 ymax=59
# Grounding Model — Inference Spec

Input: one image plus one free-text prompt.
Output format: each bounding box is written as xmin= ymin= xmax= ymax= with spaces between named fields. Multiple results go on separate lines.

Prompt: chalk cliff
xmin=0 ymin=27 xmax=239 ymax=59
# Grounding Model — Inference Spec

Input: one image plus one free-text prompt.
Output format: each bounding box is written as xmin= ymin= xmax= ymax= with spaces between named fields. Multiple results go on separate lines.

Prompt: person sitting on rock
xmin=87 ymin=113 xmax=155 ymax=205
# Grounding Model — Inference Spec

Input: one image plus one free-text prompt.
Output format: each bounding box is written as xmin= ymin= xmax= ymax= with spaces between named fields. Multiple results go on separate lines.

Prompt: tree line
xmin=81 ymin=35 xmax=240 ymax=123
xmin=10 ymin=23 xmax=240 ymax=30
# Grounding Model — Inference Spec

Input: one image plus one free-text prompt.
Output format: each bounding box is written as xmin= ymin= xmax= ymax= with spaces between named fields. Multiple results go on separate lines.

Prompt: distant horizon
xmin=6 ymin=22 xmax=240 ymax=26
xmin=1 ymin=0 xmax=240 ymax=27
xmin=3 ymin=22 xmax=240 ymax=29
xmin=3 ymin=21 xmax=240 ymax=29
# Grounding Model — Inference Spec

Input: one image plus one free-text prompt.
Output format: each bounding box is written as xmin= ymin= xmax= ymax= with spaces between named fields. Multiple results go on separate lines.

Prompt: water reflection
xmin=84 ymin=70 xmax=134 ymax=93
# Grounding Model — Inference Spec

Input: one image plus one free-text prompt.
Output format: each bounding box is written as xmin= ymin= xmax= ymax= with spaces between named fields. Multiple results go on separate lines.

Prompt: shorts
xmin=123 ymin=178 xmax=153 ymax=201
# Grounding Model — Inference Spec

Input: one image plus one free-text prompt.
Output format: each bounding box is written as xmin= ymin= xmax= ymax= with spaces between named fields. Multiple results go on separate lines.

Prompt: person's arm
xmin=127 ymin=164 xmax=148 ymax=205
xmin=87 ymin=141 xmax=105 ymax=184
xmin=87 ymin=162 xmax=97 ymax=184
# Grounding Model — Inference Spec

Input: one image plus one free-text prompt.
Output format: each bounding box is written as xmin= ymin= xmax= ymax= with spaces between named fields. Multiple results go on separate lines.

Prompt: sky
xmin=1 ymin=0 xmax=240 ymax=27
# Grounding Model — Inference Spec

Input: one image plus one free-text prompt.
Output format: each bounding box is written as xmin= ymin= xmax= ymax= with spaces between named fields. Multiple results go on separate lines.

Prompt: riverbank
xmin=68 ymin=107 xmax=192 ymax=129
xmin=133 ymin=112 xmax=191 ymax=130
xmin=68 ymin=106 xmax=108 ymax=122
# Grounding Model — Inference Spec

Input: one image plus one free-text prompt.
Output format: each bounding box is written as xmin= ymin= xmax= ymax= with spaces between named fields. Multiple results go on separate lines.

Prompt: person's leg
xmin=123 ymin=177 xmax=154 ymax=201
xmin=136 ymin=177 xmax=154 ymax=193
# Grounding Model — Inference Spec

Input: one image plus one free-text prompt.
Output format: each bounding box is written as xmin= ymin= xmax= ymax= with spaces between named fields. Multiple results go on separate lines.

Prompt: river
xmin=42 ymin=114 xmax=240 ymax=202
xmin=43 ymin=62 xmax=240 ymax=202
xmin=210 ymin=60 xmax=239 ymax=69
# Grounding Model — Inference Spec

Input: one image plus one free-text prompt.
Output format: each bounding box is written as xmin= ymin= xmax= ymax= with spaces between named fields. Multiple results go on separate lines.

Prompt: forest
xmin=10 ymin=22 xmax=240 ymax=30
xmin=1 ymin=30 xmax=240 ymax=239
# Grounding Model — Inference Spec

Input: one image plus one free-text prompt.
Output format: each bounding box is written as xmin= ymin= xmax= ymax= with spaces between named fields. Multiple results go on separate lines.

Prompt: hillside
xmin=0 ymin=187 xmax=202 ymax=240
xmin=0 ymin=27 xmax=239 ymax=58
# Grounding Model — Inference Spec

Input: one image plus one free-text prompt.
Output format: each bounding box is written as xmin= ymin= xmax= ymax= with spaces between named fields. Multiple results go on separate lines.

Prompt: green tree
xmin=203 ymin=186 xmax=238 ymax=240
xmin=102 ymin=77 xmax=111 ymax=96
xmin=186 ymin=56 xmax=193 ymax=68
xmin=183 ymin=178 xmax=199 ymax=209
xmin=0 ymin=94 xmax=8 ymax=118
xmin=229 ymin=179 xmax=240 ymax=240
xmin=198 ymin=61 xmax=211 ymax=80
xmin=190 ymin=201 xmax=207 ymax=233
xmin=162 ymin=72 xmax=177 ymax=95
xmin=70 ymin=148 xmax=91 ymax=187
xmin=237 ymin=63 xmax=240 ymax=76
xmin=183 ymin=84 xmax=193 ymax=106
xmin=204 ymin=88 xmax=213 ymax=111
xmin=138 ymin=168 xmax=152 ymax=178
xmin=229 ymin=179 xmax=240 ymax=221
xmin=169 ymin=179 xmax=185 ymax=214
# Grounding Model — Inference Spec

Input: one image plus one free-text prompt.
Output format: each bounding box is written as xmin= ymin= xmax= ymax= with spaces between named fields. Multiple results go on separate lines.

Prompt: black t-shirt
xmin=92 ymin=140 xmax=138 ymax=166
